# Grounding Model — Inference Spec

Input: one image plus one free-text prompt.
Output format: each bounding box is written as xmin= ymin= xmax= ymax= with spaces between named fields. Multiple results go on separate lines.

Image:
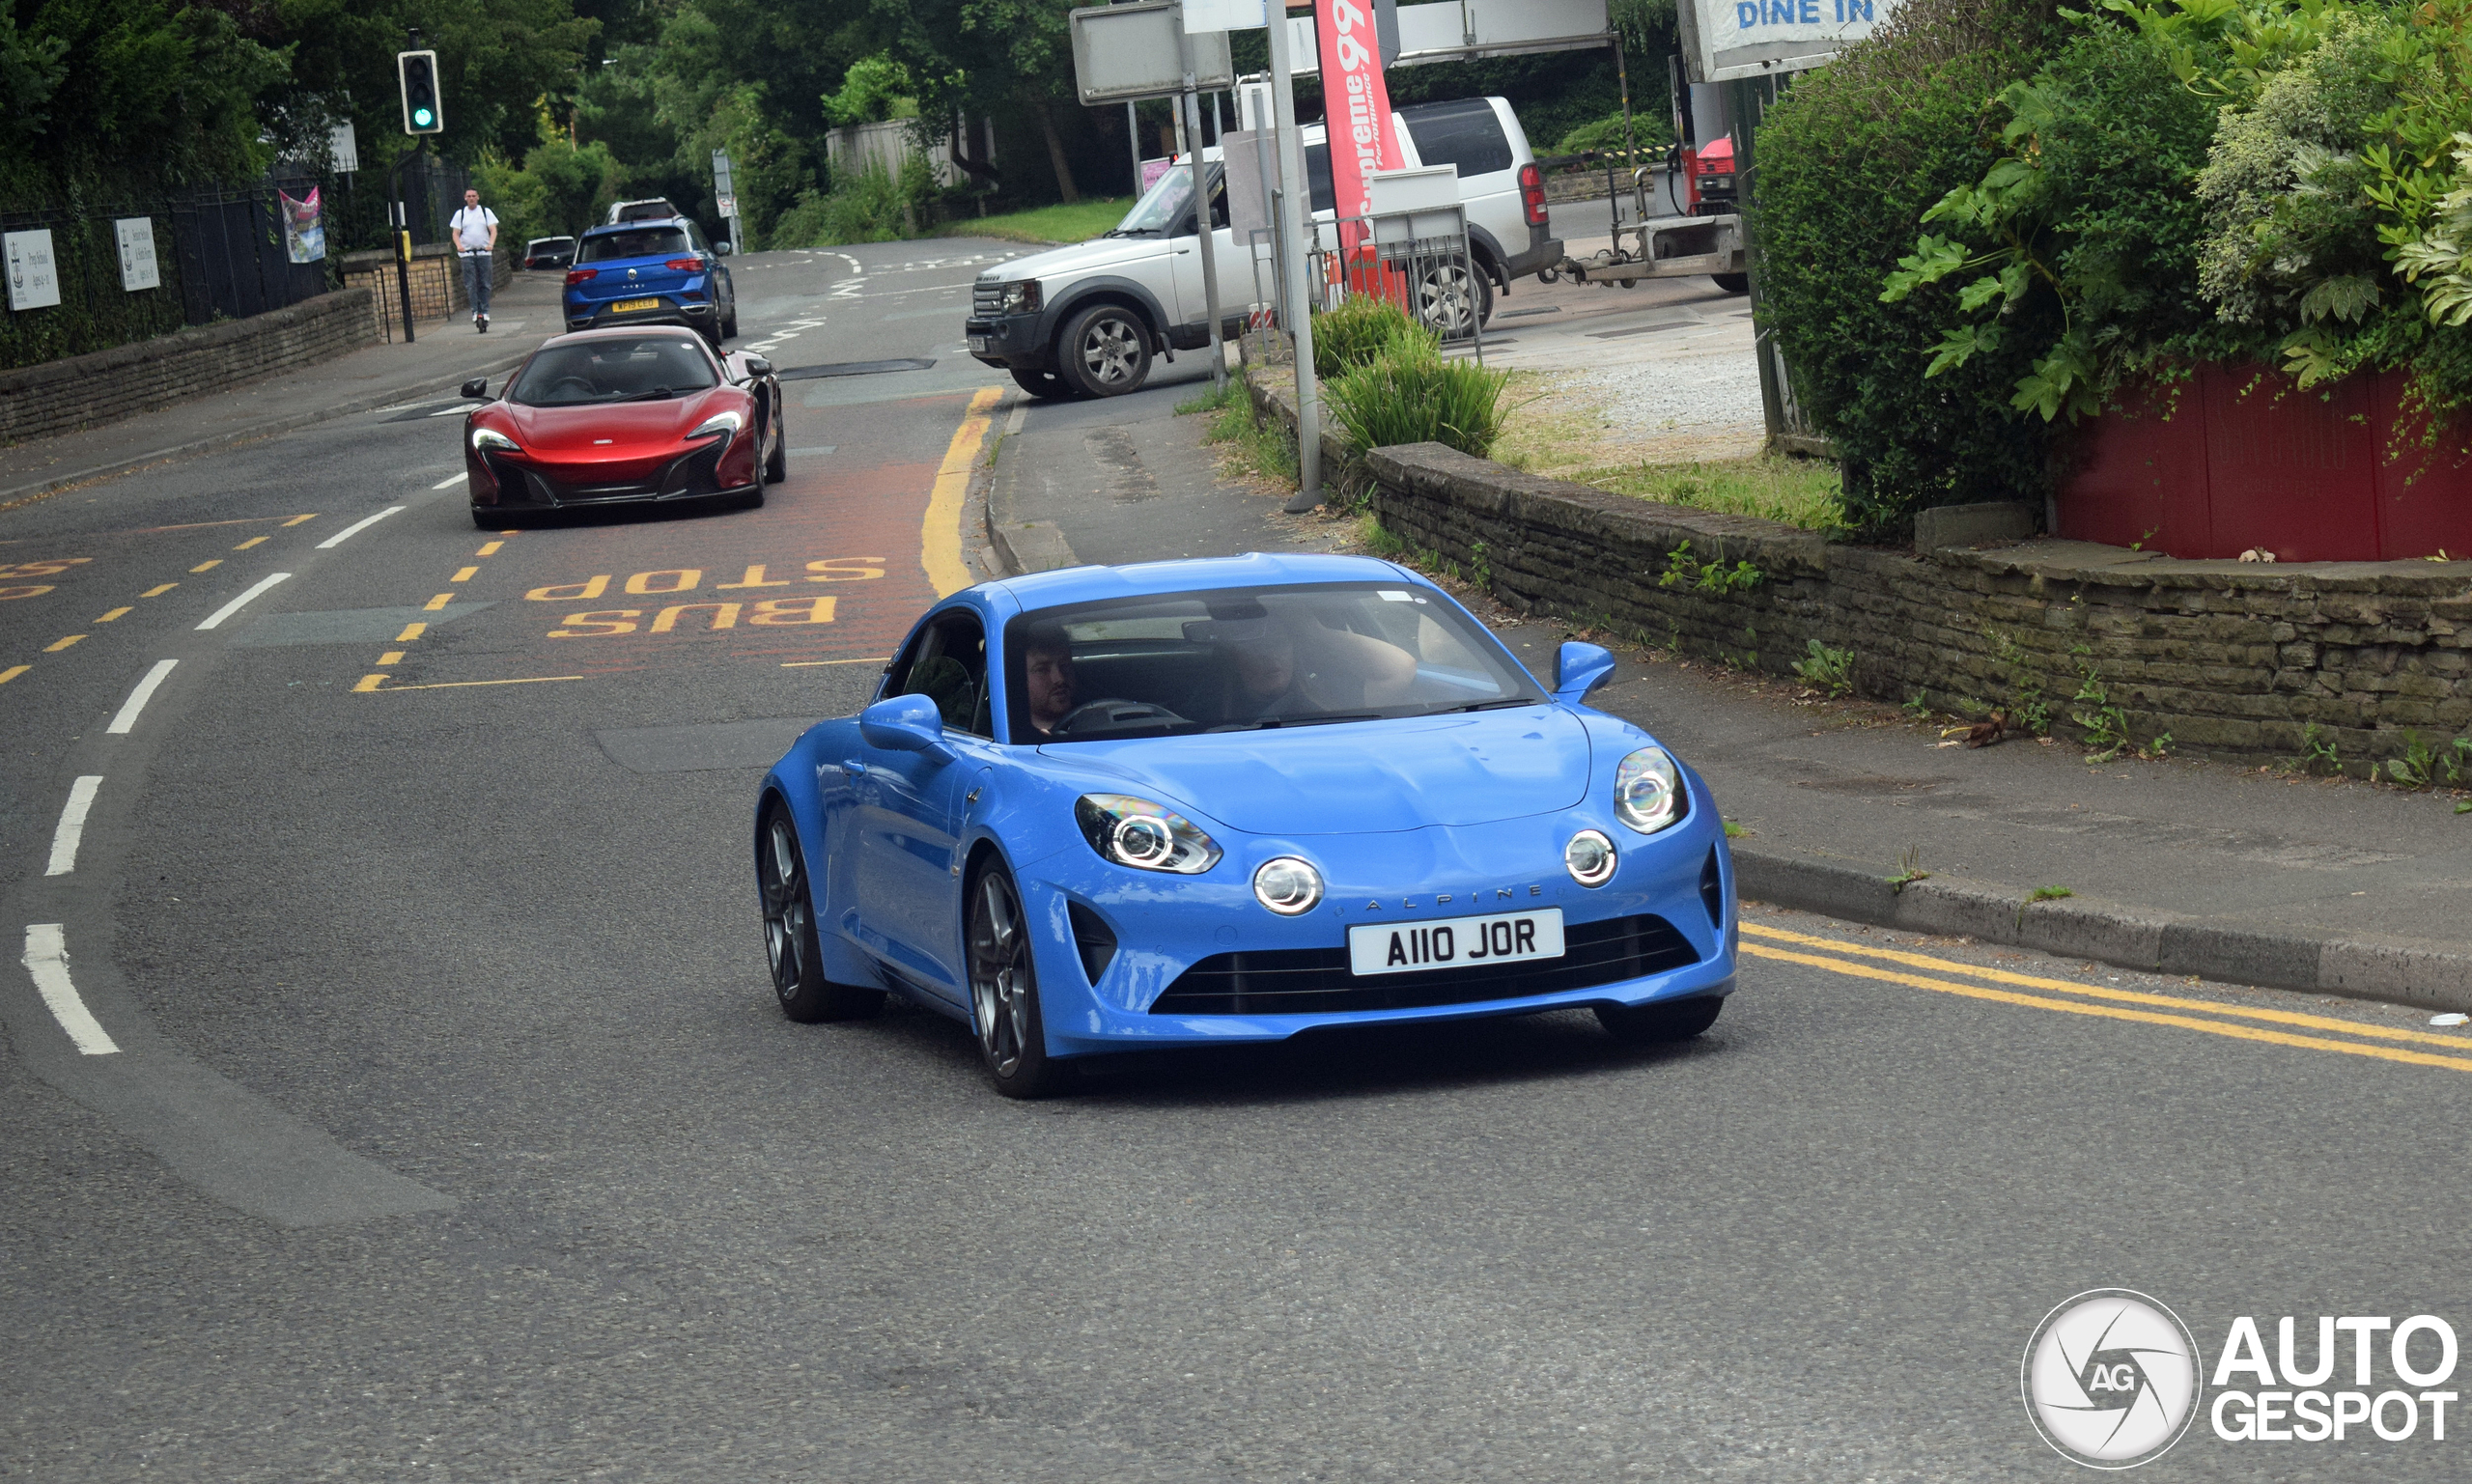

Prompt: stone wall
xmin=0 ymin=288 xmax=379 ymax=448
xmin=339 ymin=243 xmax=510 ymax=341
xmin=1358 ymin=439 xmax=2472 ymax=772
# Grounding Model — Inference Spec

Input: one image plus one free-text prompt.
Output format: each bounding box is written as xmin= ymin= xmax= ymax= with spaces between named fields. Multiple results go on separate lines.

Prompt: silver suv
xmin=967 ymin=96 xmax=1559 ymax=399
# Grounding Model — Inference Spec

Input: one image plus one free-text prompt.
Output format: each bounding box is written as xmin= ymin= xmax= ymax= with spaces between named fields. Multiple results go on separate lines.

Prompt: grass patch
xmin=1579 ymin=454 xmax=1847 ymax=534
xmin=938 ymin=198 xmax=1132 ymax=245
xmin=1183 ymin=376 xmax=1298 ymax=490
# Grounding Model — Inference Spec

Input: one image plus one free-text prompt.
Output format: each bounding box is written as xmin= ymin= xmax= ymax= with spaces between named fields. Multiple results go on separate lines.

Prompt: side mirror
xmin=460 ymin=377 xmax=490 ymax=399
xmin=713 ymin=240 xmax=734 ymax=256
xmin=859 ymin=693 xmax=953 ymax=763
xmin=744 ymin=355 xmax=773 ymax=377
xmin=1552 ymin=641 xmax=1615 ymax=705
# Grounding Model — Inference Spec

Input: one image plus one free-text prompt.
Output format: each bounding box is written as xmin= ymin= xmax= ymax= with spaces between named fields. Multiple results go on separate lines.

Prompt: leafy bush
xmin=1877 ymin=0 xmax=2472 ymax=442
xmin=1324 ymin=339 xmax=1512 ymax=459
xmin=770 ymin=157 xmax=935 ymax=246
xmin=1312 ymin=294 xmax=1438 ymax=379
xmin=1748 ymin=0 xmax=2065 ymax=532
xmin=1554 ymin=109 xmax=1671 ymax=159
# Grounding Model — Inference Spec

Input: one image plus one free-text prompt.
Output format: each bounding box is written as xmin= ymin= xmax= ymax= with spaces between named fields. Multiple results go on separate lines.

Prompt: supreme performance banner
xmin=1315 ymin=0 xmax=1402 ymax=255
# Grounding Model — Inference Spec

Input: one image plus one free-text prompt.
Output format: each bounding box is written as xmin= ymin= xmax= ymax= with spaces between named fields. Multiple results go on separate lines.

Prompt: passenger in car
xmin=1224 ymin=614 xmax=1418 ymax=719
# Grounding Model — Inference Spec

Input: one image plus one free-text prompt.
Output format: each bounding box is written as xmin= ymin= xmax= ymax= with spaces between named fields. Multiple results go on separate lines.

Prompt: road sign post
xmin=711 ymin=149 xmax=741 ymax=255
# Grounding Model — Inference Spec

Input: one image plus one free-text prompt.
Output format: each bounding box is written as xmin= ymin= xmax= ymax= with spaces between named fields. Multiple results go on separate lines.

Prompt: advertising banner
xmin=281 ymin=187 xmax=325 ymax=264
xmin=1315 ymin=0 xmax=1402 ymax=256
xmin=1679 ymin=0 xmax=1899 ymax=83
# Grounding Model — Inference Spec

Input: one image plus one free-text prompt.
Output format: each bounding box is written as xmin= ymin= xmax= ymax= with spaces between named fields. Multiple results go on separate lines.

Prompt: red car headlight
xmin=688 ymin=409 xmax=744 ymax=439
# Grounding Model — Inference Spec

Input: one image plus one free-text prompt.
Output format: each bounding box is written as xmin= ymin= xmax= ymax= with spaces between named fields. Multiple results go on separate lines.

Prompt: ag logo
xmin=2023 ymin=1289 xmax=2201 ymax=1469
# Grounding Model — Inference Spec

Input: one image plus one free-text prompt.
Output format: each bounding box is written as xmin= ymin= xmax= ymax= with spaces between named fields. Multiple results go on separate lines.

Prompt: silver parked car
xmin=966 ymin=96 xmax=1559 ymax=400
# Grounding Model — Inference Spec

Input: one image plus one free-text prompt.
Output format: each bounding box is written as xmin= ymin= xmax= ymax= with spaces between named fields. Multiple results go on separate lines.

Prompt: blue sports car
xmin=753 ymin=553 xmax=1738 ymax=1097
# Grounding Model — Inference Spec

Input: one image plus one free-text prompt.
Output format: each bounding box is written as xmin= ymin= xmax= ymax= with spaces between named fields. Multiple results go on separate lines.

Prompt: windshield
xmin=579 ymin=227 xmax=690 ymax=263
xmin=510 ymin=336 xmax=718 ymax=406
xmin=1004 ymin=582 xmax=1538 ymax=743
xmin=1111 ymin=165 xmax=1194 ymax=236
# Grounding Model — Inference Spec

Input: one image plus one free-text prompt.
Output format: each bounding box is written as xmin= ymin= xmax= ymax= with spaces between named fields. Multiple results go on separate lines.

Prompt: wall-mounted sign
xmin=1678 ymin=0 xmax=1898 ymax=83
xmin=5 ymin=229 xmax=61 ymax=311
xmin=329 ymin=122 xmax=360 ymax=173
xmin=115 ymin=218 xmax=160 ymax=291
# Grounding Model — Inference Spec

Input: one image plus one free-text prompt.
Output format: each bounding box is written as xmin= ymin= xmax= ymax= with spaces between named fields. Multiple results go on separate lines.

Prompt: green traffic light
xmin=413 ymin=108 xmax=434 ymax=126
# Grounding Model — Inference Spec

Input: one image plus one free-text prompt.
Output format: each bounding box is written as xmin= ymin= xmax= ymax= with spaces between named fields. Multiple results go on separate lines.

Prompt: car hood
xmin=498 ymin=387 xmax=737 ymax=453
xmin=986 ymin=235 xmax=1169 ymax=283
xmin=1044 ymin=707 xmax=1591 ymax=835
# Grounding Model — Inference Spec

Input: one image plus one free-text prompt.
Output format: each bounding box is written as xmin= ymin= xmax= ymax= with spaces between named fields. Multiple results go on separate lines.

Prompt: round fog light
xmin=1253 ymin=856 xmax=1324 ymax=915
xmin=1565 ymin=829 xmax=1617 ymax=887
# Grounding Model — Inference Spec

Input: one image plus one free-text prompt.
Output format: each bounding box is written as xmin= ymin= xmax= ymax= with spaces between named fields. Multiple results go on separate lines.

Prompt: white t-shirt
xmin=449 ymin=207 xmax=497 ymax=251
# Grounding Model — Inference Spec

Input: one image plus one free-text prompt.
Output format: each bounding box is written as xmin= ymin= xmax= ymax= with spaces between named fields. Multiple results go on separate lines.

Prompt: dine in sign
xmin=1680 ymin=0 xmax=1900 ymax=81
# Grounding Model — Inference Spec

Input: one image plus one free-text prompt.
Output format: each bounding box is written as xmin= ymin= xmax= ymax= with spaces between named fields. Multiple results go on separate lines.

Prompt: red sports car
xmin=459 ymin=327 xmax=785 ymax=528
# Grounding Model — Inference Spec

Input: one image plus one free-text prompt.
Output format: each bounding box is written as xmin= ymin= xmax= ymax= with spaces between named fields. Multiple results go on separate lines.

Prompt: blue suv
xmin=563 ymin=216 xmax=739 ymax=347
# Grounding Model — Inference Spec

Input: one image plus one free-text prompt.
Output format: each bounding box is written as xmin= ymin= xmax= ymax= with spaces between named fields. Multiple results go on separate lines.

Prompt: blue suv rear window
xmin=579 ymin=228 xmax=692 ymax=263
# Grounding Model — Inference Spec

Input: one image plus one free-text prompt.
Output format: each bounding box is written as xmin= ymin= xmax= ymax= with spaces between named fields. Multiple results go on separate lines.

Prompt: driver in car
xmin=1226 ymin=612 xmax=1418 ymax=719
xmin=1021 ymin=627 xmax=1076 ymax=738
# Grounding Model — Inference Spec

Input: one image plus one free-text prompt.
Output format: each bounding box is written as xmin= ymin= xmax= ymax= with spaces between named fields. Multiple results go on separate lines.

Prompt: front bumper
xmin=1003 ymin=792 xmax=1737 ymax=1058
xmin=466 ymin=434 xmax=756 ymax=510
xmin=964 ymin=310 xmax=1049 ymax=370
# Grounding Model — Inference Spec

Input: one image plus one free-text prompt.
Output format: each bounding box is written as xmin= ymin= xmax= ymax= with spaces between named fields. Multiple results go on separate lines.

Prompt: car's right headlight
xmin=995 ymin=279 xmax=1042 ymax=314
xmin=688 ymin=408 xmax=744 ymax=439
xmin=471 ymin=427 xmax=520 ymax=453
xmin=1075 ymin=793 xmax=1221 ymax=874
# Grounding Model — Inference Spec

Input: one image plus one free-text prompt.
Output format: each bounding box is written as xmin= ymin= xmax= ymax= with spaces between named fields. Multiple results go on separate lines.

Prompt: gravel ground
xmin=1578 ymin=345 xmax=1768 ymax=435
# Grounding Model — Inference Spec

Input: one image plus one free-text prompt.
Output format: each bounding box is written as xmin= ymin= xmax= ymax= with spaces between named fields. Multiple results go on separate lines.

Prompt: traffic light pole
xmin=388 ymin=145 xmax=420 ymax=344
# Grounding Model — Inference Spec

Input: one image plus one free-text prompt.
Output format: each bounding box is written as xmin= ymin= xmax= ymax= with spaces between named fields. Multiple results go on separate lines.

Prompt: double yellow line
xmin=1741 ymin=922 xmax=2472 ymax=1075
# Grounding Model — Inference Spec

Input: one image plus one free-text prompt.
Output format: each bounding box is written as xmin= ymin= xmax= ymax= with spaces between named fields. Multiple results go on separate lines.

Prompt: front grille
xmin=499 ymin=443 xmax=727 ymax=506
xmin=972 ymin=283 xmax=1005 ymax=316
xmin=1149 ymin=913 xmax=1700 ymax=1017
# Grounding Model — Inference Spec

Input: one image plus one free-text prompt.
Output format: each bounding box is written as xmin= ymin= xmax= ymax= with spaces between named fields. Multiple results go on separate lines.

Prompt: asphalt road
xmin=5 ymin=240 xmax=2472 ymax=1482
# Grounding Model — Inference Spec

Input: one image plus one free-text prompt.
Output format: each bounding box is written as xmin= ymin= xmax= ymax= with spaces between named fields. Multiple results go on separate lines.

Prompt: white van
xmin=966 ymin=97 xmax=1559 ymax=399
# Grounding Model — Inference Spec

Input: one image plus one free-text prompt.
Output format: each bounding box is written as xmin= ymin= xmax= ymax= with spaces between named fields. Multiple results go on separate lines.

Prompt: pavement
xmin=983 ymin=371 xmax=2472 ymax=1014
xmin=0 ymin=270 xmax=567 ymax=514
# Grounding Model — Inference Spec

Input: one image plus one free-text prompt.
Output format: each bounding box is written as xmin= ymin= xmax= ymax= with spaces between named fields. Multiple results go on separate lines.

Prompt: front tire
xmin=1011 ymin=367 xmax=1073 ymax=401
xmin=759 ymin=802 xmax=883 ymax=1023
xmin=1057 ymin=303 xmax=1152 ymax=398
xmin=763 ymin=415 xmax=787 ymax=484
xmin=1712 ymin=273 xmax=1750 ymax=294
xmin=1596 ymin=994 xmax=1724 ymax=1045
xmin=966 ymin=862 xmax=1070 ymax=1098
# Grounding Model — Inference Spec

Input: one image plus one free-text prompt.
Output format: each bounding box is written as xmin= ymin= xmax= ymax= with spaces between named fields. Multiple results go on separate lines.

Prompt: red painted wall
xmin=2057 ymin=364 xmax=2472 ymax=560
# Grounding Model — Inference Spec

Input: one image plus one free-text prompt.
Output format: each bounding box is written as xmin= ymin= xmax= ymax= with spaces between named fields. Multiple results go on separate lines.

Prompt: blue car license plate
xmin=1347 ymin=908 xmax=1565 ymax=978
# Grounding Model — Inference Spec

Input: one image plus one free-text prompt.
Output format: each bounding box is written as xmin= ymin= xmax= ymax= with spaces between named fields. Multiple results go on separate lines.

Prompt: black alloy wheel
xmin=758 ymin=802 xmax=883 ymax=1022
xmin=1595 ymin=994 xmax=1724 ymax=1045
xmin=966 ymin=862 xmax=1070 ymax=1098
xmin=763 ymin=404 xmax=787 ymax=484
xmin=1057 ymin=303 xmax=1152 ymax=397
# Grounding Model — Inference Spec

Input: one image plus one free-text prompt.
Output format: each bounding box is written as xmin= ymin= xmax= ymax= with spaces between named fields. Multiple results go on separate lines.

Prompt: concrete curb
xmin=0 ymin=342 xmax=538 ymax=514
xmin=978 ymin=397 xmax=1082 ymax=577
xmin=1732 ymin=840 xmax=2472 ymax=1014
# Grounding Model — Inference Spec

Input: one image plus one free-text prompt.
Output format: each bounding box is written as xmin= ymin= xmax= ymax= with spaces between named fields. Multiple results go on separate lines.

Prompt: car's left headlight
xmin=471 ymin=427 xmax=520 ymax=453
xmin=1613 ymin=745 xmax=1685 ymax=834
xmin=688 ymin=409 xmax=744 ymax=439
xmin=1075 ymin=793 xmax=1221 ymax=874
xmin=996 ymin=279 xmax=1041 ymax=314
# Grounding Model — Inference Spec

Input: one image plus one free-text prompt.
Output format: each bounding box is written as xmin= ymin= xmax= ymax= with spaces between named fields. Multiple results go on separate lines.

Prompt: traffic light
xmin=397 ymin=50 xmax=443 ymax=135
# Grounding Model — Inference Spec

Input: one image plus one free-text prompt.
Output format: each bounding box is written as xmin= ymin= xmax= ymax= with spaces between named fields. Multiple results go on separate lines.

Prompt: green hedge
xmin=1749 ymin=0 xmax=2064 ymax=531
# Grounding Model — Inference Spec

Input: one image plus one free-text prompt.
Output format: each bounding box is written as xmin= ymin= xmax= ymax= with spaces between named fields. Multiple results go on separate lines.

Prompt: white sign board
xmin=716 ymin=195 xmax=738 ymax=219
xmin=115 ymin=218 xmax=160 ymax=292
xmin=5 ymin=229 xmax=61 ymax=311
xmin=1069 ymin=2 xmax=1235 ymax=104
xmin=1679 ymin=0 xmax=1896 ymax=83
xmin=1182 ymin=0 xmax=1265 ymax=28
xmin=329 ymin=122 xmax=359 ymax=172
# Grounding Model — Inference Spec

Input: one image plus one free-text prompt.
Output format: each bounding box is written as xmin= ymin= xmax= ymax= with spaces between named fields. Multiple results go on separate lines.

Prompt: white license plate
xmin=1347 ymin=908 xmax=1564 ymax=978
xmin=967 ymin=334 xmax=990 ymax=352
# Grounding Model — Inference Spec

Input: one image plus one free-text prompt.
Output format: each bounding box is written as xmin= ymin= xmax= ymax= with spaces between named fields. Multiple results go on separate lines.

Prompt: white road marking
xmin=316 ymin=505 xmax=406 ymax=549
xmin=432 ymin=472 xmax=467 ymax=489
xmin=195 ymin=572 xmax=291 ymax=630
xmin=426 ymin=406 xmax=469 ymax=417
xmin=105 ymin=659 xmax=178 ymax=735
xmin=44 ymin=776 xmax=101 ymax=877
xmin=22 ymin=924 xmax=119 ymax=1056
